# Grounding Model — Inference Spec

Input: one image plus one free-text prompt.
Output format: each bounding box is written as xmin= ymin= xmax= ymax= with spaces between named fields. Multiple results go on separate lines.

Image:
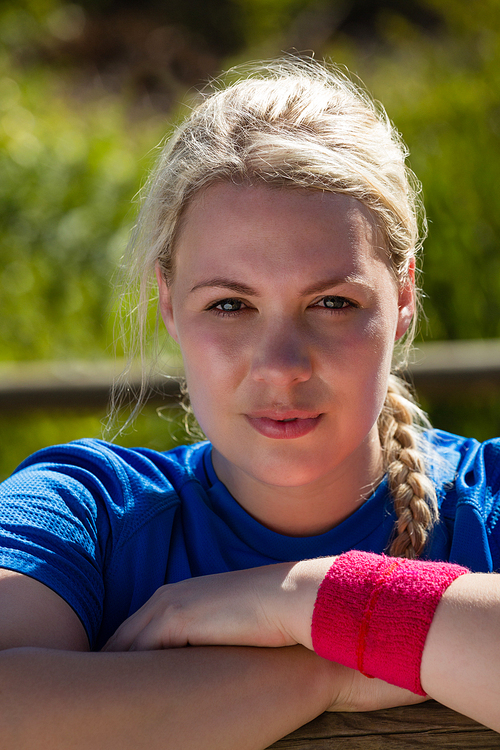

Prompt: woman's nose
xmin=250 ymin=321 xmax=313 ymax=386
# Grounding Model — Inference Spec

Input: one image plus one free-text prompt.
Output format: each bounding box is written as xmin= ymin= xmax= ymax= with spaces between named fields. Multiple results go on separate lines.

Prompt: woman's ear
xmin=155 ymin=264 xmax=179 ymax=343
xmin=395 ymin=257 xmax=415 ymax=341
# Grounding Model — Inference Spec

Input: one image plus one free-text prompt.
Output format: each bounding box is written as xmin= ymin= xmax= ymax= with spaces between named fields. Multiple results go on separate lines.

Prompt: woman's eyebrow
xmin=189 ymin=275 xmax=370 ymax=296
xmin=189 ymin=278 xmax=259 ymax=296
xmin=301 ymin=276 xmax=368 ymax=295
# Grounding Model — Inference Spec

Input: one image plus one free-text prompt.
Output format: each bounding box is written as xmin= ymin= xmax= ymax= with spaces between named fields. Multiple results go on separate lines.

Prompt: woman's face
xmin=158 ymin=183 xmax=413 ymax=506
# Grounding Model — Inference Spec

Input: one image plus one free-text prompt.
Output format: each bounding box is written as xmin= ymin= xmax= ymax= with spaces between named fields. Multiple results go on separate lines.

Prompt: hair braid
xmin=379 ymin=374 xmax=438 ymax=558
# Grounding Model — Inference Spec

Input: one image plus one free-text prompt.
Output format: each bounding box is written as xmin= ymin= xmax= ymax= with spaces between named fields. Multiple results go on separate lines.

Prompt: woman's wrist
xmin=311 ymin=551 xmax=469 ymax=695
xmin=278 ymin=557 xmax=337 ymax=650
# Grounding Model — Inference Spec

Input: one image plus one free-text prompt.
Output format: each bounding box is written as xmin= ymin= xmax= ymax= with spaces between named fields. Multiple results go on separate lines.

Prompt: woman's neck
xmin=211 ymin=429 xmax=384 ymax=537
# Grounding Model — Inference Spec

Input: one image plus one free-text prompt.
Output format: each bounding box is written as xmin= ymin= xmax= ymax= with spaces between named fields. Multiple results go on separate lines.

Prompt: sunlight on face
xmin=158 ymin=183 xmax=414 ymax=530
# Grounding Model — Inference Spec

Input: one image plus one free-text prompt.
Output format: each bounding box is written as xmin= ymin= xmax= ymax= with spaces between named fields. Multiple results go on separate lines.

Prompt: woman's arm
xmin=0 ymin=570 xmax=329 ymax=749
xmin=0 ymin=570 xmax=89 ymax=651
xmin=106 ymin=556 xmax=500 ymax=733
xmin=0 ymin=568 xmax=422 ymax=749
xmin=421 ymin=572 xmax=500 ymax=731
xmin=0 ymin=645 xmax=339 ymax=750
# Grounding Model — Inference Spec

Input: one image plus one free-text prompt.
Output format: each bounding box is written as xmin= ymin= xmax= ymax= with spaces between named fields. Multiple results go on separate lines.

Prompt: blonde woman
xmin=0 ymin=59 xmax=499 ymax=748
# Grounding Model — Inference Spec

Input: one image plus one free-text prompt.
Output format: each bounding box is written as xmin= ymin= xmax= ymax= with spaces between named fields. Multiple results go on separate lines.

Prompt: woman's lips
xmin=245 ymin=412 xmax=323 ymax=439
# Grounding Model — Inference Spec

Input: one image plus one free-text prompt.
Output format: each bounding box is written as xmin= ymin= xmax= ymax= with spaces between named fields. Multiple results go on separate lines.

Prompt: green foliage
xmin=233 ymin=0 xmax=316 ymax=47
xmin=422 ymin=389 xmax=500 ymax=447
xmin=0 ymin=56 xmax=166 ymax=361
xmin=341 ymin=2 xmax=500 ymax=342
xmin=0 ymin=404 xmax=186 ymax=481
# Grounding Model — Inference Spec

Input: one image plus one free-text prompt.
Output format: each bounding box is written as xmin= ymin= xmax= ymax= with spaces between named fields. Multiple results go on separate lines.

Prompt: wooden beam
xmin=269 ymin=701 xmax=500 ymax=748
xmin=1 ymin=339 xmax=500 ymax=412
xmin=406 ymin=339 xmax=500 ymax=396
xmin=0 ymin=358 xmax=183 ymax=411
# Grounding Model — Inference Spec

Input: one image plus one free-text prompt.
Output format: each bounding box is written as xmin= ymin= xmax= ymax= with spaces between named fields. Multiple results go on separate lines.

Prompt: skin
xmin=108 ymin=183 xmax=500 ymax=732
xmin=104 ymin=558 xmax=500 ymax=733
xmin=157 ymin=183 xmax=414 ymax=535
xmin=0 ymin=184 xmax=423 ymax=748
xmin=0 ymin=569 xmax=423 ymax=750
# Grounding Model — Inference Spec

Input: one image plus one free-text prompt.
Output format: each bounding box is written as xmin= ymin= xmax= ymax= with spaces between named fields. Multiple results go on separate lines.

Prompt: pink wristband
xmin=311 ymin=550 xmax=469 ymax=695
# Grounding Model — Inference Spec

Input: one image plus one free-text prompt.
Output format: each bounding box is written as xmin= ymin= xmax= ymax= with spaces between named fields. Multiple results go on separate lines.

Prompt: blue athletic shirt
xmin=0 ymin=429 xmax=499 ymax=649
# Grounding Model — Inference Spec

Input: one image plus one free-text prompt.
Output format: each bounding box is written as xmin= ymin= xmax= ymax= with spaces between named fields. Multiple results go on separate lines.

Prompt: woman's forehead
xmin=175 ymin=183 xmax=384 ymax=266
xmin=172 ymin=183 xmax=390 ymax=287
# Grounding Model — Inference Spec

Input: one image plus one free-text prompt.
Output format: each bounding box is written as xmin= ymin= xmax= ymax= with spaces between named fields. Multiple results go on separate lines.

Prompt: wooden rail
xmin=1 ymin=339 xmax=500 ymax=412
xmin=0 ymin=358 xmax=183 ymax=411
xmin=269 ymin=701 xmax=500 ymax=748
xmin=404 ymin=339 xmax=500 ymax=397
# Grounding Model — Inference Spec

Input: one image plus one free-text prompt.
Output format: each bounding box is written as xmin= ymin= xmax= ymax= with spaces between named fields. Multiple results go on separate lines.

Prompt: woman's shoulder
xmin=0 ymin=438 xmax=215 ymax=646
xmin=425 ymin=428 xmax=500 ymax=488
xmin=10 ymin=437 xmax=212 ymax=488
xmin=2 ymin=438 xmax=214 ymax=525
xmin=425 ymin=429 xmax=500 ymax=571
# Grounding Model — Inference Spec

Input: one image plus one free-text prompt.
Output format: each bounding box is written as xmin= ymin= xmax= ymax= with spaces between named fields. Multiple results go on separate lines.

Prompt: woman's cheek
xmin=179 ymin=323 xmax=249 ymax=411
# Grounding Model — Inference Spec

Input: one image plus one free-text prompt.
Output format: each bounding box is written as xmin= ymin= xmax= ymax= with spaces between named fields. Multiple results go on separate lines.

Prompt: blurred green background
xmin=1 ymin=0 xmax=500 ymax=478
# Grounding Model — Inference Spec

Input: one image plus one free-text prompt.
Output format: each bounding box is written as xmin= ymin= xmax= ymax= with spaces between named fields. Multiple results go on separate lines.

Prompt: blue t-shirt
xmin=0 ymin=429 xmax=499 ymax=649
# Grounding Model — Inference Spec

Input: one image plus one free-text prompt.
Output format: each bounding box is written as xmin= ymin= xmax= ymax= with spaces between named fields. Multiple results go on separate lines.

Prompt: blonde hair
xmin=121 ymin=56 xmax=438 ymax=558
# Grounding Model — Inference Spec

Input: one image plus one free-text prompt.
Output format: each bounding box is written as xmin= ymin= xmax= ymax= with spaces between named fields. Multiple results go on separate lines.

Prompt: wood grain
xmin=269 ymin=701 xmax=500 ymax=749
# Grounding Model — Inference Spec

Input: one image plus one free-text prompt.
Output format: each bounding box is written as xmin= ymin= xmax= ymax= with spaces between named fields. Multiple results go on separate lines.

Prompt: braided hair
xmin=380 ymin=375 xmax=438 ymax=557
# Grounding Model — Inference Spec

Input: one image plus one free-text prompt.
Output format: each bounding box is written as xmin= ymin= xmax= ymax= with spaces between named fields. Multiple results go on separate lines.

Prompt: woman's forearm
xmin=421 ymin=573 xmax=500 ymax=731
xmin=105 ymin=556 xmax=500 ymax=732
xmin=0 ymin=645 xmax=334 ymax=750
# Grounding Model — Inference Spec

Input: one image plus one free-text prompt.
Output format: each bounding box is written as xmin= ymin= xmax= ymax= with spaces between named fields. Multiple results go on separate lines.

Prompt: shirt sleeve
xmin=0 ymin=443 xmax=116 ymax=647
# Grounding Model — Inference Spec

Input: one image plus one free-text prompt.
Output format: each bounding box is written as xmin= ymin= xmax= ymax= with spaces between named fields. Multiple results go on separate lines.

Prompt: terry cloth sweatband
xmin=311 ymin=550 xmax=469 ymax=695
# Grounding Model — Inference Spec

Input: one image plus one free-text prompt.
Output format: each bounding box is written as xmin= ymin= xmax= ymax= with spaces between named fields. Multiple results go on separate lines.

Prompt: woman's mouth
xmin=245 ymin=412 xmax=323 ymax=439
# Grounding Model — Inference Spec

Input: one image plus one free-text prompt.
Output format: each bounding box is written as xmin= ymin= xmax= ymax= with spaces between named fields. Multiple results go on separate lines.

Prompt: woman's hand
xmin=103 ymin=558 xmax=428 ymax=719
xmin=104 ymin=558 xmax=335 ymax=653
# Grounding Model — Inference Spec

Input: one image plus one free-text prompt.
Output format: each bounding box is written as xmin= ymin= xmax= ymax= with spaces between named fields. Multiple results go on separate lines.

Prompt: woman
xmin=0 ymin=58 xmax=499 ymax=748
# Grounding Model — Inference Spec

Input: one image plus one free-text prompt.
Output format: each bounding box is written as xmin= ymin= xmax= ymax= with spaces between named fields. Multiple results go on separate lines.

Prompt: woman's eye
xmin=315 ymin=296 xmax=352 ymax=310
xmin=210 ymin=298 xmax=245 ymax=314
